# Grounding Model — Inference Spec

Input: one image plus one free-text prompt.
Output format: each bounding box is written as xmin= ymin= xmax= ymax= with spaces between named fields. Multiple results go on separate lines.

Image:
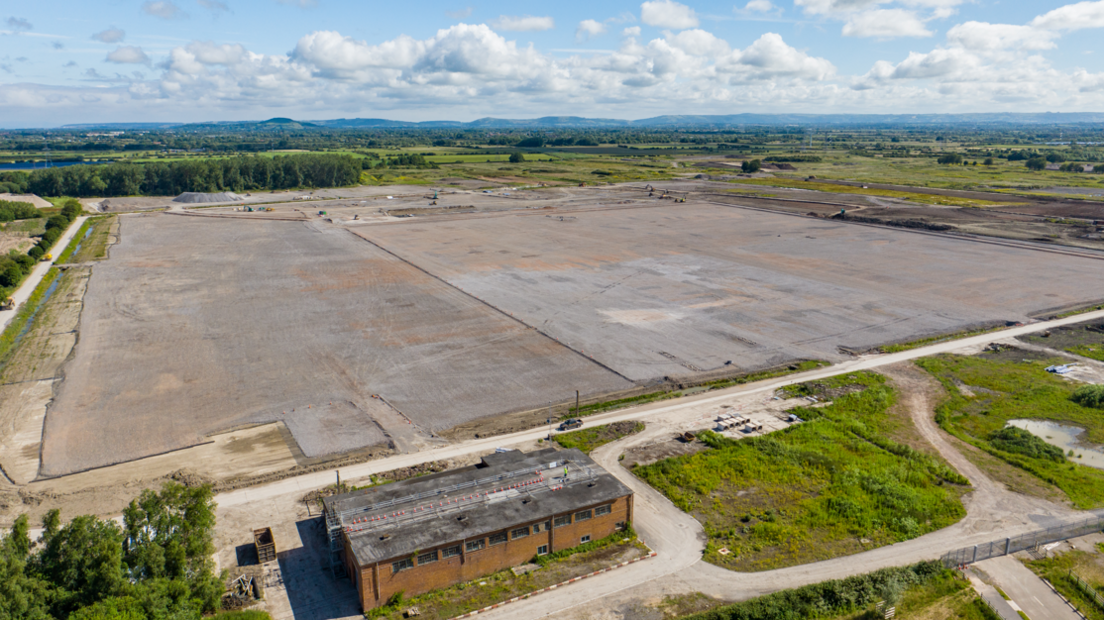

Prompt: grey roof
xmin=324 ymin=448 xmax=632 ymax=566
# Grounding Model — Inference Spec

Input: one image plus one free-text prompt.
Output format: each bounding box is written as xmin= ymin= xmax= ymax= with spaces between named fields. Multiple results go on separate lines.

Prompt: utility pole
xmin=575 ymin=390 xmax=579 ymax=418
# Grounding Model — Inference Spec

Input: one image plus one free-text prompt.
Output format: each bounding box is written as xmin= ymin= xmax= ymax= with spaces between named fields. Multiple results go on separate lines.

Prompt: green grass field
xmin=553 ymin=421 xmax=644 ymax=454
xmin=918 ymin=354 xmax=1104 ymax=509
xmin=635 ymin=372 xmax=967 ymax=571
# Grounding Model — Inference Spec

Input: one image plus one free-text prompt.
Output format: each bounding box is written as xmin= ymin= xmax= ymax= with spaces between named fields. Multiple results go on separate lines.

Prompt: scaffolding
xmin=324 ymin=457 xmax=600 ymax=577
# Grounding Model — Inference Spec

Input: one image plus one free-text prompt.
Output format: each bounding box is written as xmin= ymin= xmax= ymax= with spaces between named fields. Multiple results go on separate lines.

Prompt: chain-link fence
xmin=940 ymin=515 xmax=1104 ymax=567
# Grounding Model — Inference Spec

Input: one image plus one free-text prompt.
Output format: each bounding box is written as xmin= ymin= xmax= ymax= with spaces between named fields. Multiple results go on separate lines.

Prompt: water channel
xmin=1007 ymin=419 xmax=1104 ymax=470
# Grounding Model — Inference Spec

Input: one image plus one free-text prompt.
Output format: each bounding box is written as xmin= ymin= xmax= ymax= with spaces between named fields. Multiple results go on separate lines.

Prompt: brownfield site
xmin=32 ymin=188 xmax=1104 ymax=478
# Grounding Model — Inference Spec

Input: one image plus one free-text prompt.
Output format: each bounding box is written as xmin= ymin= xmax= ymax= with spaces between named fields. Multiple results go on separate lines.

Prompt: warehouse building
xmin=323 ymin=448 xmax=634 ymax=610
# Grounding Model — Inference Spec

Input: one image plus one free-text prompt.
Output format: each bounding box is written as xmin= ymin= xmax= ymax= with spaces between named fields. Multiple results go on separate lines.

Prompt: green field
xmin=635 ymin=372 xmax=967 ymax=571
xmin=918 ymin=354 xmax=1104 ymax=509
xmin=553 ymin=421 xmax=645 ymax=454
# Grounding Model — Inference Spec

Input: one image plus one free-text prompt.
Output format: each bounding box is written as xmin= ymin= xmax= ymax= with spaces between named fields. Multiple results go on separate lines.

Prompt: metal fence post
xmin=972 ymin=545 xmax=978 ymax=563
xmin=1005 ymin=538 xmax=1011 ymax=555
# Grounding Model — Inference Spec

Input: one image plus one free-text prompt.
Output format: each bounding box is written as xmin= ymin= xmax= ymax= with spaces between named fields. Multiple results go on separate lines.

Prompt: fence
xmin=940 ymin=515 xmax=1104 ymax=567
xmin=1071 ymin=570 xmax=1104 ymax=612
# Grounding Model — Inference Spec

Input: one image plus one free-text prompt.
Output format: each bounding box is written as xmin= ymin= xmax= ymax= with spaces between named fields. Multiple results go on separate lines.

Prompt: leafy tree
xmin=0 ymin=516 xmax=55 ymax=620
xmin=937 ymin=153 xmax=963 ymax=164
xmin=1046 ymin=153 xmax=1066 ymax=163
xmin=508 ymin=152 xmax=525 ymax=163
xmin=35 ymin=512 xmax=126 ymax=615
xmin=741 ymin=159 xmax=761 ymax=173
xmin=983 ymin=157 xmax=994 ymax=165
xmin=1025 ymin=156 xmax=1047 ymax=171
xmin=1072 ymin=384 xmax=1104 ymax=408
xmin=515 ymin=137 xmax=544 ymax=148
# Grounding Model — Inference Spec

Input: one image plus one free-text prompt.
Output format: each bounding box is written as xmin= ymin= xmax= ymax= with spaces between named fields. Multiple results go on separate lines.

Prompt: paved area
xmin=41 ymin=214 xmax=628 ymax=477
xmin=976 ymin=555 xmax=1082 ymax=620
xmin=965 ymin=571 xmax=1021 ymax=620
xmin=362 ymin=202 xmax=1104 ymax=382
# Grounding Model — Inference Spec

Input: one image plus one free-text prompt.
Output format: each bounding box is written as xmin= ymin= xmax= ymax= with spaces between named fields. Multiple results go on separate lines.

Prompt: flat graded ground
xmin=359 ymin=201 xmax=1104 ymax=382
xmin=41 ymin=214 xmax=629 ymax=477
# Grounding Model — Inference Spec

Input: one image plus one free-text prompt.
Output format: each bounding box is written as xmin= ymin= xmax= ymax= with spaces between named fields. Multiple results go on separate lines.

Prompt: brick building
xmin=323 ymin=448 xmax=634 ymax=610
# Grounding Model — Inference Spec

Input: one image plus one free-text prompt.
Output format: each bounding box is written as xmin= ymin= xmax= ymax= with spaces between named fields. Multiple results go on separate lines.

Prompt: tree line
xmin=0 ymin=199 xmax=81 ymax=293
xmin=0 ymin=154 xmax=361 ymax=198
xmin=0 ymin=483 xmax=226 ymax=620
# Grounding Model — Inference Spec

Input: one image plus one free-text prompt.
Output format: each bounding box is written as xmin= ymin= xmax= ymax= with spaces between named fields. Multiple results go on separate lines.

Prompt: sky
xmin=1 ymin=0 xmax=1104 ymax=127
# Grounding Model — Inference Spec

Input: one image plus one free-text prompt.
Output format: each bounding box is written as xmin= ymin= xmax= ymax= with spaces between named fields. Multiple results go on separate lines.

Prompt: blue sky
xmin=1 ymin=0 xmax=1103 ymax=127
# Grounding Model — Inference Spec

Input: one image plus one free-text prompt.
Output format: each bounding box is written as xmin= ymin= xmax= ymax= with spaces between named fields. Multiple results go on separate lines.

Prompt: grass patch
xmin=677 ymin=562 xmax=997 ymax=620
xmin=636 ymin=371 xmax=967 ymax=571
xmin=573 ymin=360 xmax=828 ymax=418
xmin=364 ymin=529 xmax=645 ymax=620
xmin=0 ymin=266 xmax=59 ymax=371
xmin=1 ymin=218 xmax=46 ymax=235
xmin=878 ymin=325 xmax=1007 ymax=354
xmin=554 ymin=421 xmax=645 ymax=454
xmin=59 ymin=215 xmax=114 ymax=264
xmin=730 ymin=178 xmax=1010 ymax=207
xmin=1023 ymin=550 xmax=1104 ymax=620
xmin=1069 ymin=344 xmax=1104 ymax=362
xmin=917 ymin=354 xmax=1104 ymax=509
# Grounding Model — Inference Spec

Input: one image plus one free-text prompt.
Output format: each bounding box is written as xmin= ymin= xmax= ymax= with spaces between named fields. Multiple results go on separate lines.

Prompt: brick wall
xmin=352 ymin=494 xmax=632 ymax=610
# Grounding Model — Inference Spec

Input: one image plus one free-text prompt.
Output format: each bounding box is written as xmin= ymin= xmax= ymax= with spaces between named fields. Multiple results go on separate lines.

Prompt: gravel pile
xmin=172 ymin=192 xmax=244 ymax=204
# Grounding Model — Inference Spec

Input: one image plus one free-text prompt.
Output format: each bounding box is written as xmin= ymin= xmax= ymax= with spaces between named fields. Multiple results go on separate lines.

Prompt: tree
xmin=1026 ymin=157 xmax=1047 ymax=171
xmin=741 ymin=159 xmax=761 ymax=173
xmin=508 ymin=152 xmax=525 ymax=163
xmin=35 ymin=512 xmax=126 ymax=614
xmin=983 ymin=157 xmax=994 ymax=165
xmin=937 ymin=153 xmax=963 ymax=164
xmin=1046 ymin=153 xmax=1066 ymax=163
xmin=0 ymin=516 xmax=55 ymax=620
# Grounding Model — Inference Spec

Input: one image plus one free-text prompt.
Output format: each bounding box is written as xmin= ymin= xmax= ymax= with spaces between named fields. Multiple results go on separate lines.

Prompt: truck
xmin=1 ymin=297 xmax=13 ymax=311
xmin=558 ymin=418 xmax=583 ymax=431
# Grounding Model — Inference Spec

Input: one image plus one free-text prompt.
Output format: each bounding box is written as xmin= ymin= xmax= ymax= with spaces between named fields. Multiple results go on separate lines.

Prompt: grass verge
xmin=572 ymin=360 xmax=828 ymax=418
xmin=675 ymin=562 xmax=998 ymax=620
xmin=635 ymin=372 xmax=967 ymax=571
xmin=554 ymin=421 xmax=645 ymax=454
xmin=1023 ymin=550 xmax=1104 ymax=620
xmin=0 ymin=266 xmax=60 ymax=371
xmin=917 ymin=353 xmax=1104 ymax=509
xmin=877 ymin=325 xmax=1008 ymax=354
xmin=365 ymin=528 xmax=645 ymax=620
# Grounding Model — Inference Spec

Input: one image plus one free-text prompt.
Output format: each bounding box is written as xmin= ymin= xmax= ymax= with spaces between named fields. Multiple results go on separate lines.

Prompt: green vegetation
xmin=0 ymin=482 xmax=223 ymax=620
xmin=1072 ymin=385 xmax=1104 ymax=409
xmin=676 ymin=562 xmax=994 ymax=620
xmin=0 ymin=267 xmax=59 ymax=369
xmin=1024 ymin=550 xmax=1104 ymax=620
xmin=0 ymin=199 xmax=41 ymax=223
xmin=731 ymin=178 xmax=1010 ymax=207
xmin=636 ymin=372 xmax=966 ymax=571
xmin=533 ymin=525 xmax=637 ymax=567
xmin=363 ymin=533 xmax=647 ymax=620
xmin=988 ymin=426 xmax=1066 ymax=461
xmin=210 ymin=612 xmax=272 ymax=620
xmin=918 ymin=354 xmax=1104 ymax=508
xmin=878 ymin=325 xmax=1007 ymax=354
xmin=554 ymin=421 xmax=645 ymax=454
xmin=572 ymin=361 xmax=827 ymax=419
xmin=1069 ymin=345 xmax=1104 ymax=362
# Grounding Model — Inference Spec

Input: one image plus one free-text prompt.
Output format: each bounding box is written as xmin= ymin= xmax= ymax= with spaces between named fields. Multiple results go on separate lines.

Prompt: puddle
xmin=1007 ymin=419 xmax=1104 ymax=470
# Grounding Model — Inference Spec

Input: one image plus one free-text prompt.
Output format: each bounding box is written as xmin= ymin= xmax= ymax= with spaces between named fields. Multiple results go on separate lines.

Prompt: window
xmin=533 ymin=521 xmax=551 ymax=533
xmin=465 ymin=539 xmax=486 ymax=553
xmin=392 ymin=558 xmax=413 ymax=574
xmin=417 ymin=550 xmax=438 ymax=565
xmin=595 ymin=504 xmax=612 ymax=517
xmin=581 ymin=535 xmax=591 ymax=543
xmin=512 ymin=526 xmax=530 ymax=539
xmin=442 ymin=545 xmax=461 ymax=559
xmin=554 ymin=515 xmax=571 ymax=528
xmin=489 ymin=532 xmax=508 ymax=546
xmin=537 ymin=545 xmax=549 ymax=556
xmin=575 ymin=509 xmax=592 ymax=522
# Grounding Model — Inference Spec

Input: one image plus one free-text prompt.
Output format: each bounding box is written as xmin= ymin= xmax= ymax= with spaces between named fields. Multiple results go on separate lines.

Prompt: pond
xmin=1007 ymin=419 xmax=1104 ymax=470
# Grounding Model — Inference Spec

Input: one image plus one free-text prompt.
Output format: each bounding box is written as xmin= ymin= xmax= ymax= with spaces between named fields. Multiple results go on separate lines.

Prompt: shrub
xmin=984 ymin=157 xmax=994 ymax=165
xmin=937 ymin=154 xmax=964 ymax=164
xmin=0 ymin=200 xmax=41 ymax=222
xmin=989 ymin=426 xmax=1065 ymax=462
xmin=741 ymin=159 xmax=761 ymax=173
xmin=1072 ymin=385 xmax=1104 ymax=409
xmin=509 ymin=152 xmax=525 ymax=163
xmin=1026 ymin=157 xmax=1047 ymax=171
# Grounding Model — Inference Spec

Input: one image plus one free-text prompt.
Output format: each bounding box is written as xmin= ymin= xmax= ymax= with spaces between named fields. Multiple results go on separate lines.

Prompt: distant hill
xmin=60 ymin=112 xmax=1104 ymax=132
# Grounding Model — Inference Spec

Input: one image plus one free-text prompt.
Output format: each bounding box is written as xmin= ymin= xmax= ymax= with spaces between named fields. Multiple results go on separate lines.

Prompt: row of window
xmin=390 ymin=503 xmax=614 ymax=574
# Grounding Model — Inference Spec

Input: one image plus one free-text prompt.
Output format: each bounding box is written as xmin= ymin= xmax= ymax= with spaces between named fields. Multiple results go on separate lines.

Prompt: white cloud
xmin=665 ymin=29 xmax=730 ymax=56
xmin=641 ymin=0 xmax=699 ymax=29
xmin=723 ymin=32 xmax=836 ymax=80
xmin=141 ymin=1 xmax=186 ymax=19
xmin=92 ymin=27 xmax=126 ymax=43
xmin=106 ymin=45 xmax=150 ymax=64
xmin=946 ymin=21 xmax=1056 ymax=51
xmin=744 ymin=0 xmax=776 ymax=12
xmin=794 ymin=0 xmax=882 ymax=16
xmin=623 ymin=26 xmax=642 ymax=36
xmin=576 ymin=19 xmax=608 ymax=41
xmin=491 ymin=15 xmax=555 ymax=32
xmin=842 ymin=9 xmax=932 ymax=38
xmin=1030 ymin=0 xmax=1104 ymax=31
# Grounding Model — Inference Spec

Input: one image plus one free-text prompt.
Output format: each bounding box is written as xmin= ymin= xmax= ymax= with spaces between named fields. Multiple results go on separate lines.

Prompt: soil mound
xmin=172 ymin=192 xmax=244 ymax=204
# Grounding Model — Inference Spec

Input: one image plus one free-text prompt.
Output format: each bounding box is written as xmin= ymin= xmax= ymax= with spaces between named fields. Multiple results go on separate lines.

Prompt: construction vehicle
xmin=1 ymin=297 xmax=13 ymax=311
xmin=558 ymin=418 xmax=583 ymax=431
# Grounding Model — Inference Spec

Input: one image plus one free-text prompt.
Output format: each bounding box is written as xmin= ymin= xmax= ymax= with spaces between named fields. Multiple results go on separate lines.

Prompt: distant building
xmin=323 ymin=448 xmax=634 ymax=610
